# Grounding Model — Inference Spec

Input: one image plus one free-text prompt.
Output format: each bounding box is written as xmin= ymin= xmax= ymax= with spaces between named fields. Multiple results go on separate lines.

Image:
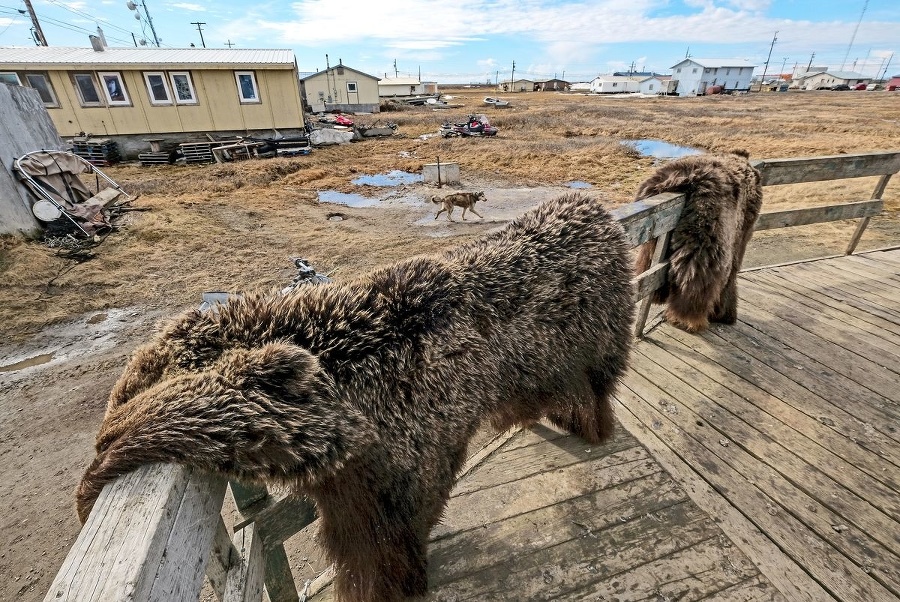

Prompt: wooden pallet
xmin=179 ymin=141 xmax=218 ymax=164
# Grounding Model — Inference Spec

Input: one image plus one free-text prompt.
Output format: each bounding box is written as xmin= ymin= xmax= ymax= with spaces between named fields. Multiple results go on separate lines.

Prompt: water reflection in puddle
xmin=623 ymin=139 xmax=702 ymax=159
xmin=566 ymin=181 xmax=592 ymax=189
xmin=352 ymin=170 xmax=423 ymax=187
xmin=318 ymin=191 xmax=381 ymax=207
xmin=0 ymin=352 xmax=55 ymax=373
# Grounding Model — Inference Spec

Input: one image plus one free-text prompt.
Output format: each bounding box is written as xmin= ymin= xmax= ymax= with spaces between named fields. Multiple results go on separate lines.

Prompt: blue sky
xmin=0 ymin=0 xmax=897 ymax=82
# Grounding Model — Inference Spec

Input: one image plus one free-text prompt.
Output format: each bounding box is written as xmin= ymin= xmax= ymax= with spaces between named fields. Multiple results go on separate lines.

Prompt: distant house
xmin=536 ymin=79 xmax=570 ymax=91
xmin=500 ymin=79 xmax=535 ymax=92
xmin=0 ymin=42 xmax=306 ymax=157
xmin=670 ymin=58 xmax=756 ymax=96
xmin=638 ymin=76 xmax=672 ymax=95
xmin=590 ymin=75 xmax=640 ymax=94
xmin=794 ymin=70 xmax=870 ymax=90
xmin=378 ymin=77 xmax=424 ymax=97
xmin=300 ymin=63 xmax=380 ymax=113
xmin=887 ymin=75 xmax=900 ymax=91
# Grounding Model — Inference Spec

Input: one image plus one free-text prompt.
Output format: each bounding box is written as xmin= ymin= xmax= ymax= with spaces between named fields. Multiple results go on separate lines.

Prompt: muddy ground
xmin=1 ymin=88 xmax=898 ymax=600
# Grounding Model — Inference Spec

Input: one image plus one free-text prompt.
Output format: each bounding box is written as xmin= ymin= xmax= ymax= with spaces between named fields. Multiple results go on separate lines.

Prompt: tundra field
xmin=0 ymin=88 xmax=898 ymax=600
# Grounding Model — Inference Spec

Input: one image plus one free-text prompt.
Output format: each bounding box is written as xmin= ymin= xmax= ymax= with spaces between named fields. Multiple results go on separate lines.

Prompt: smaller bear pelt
xmin=634 ymin=151 xmax=763 ymax=332
xmin=75 ymin=191 xmax=634 ymax=602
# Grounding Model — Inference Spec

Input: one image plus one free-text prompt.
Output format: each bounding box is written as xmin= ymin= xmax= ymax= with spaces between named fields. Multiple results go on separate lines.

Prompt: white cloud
xmin=170 ymin=3 xmax=206 ymax=11
xmin=477 ymin=58 xmax=497 ymax=69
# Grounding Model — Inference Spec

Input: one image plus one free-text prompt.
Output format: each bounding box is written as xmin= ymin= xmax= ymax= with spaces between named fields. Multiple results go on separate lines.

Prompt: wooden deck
xmin=383 ymin=248 xmax=899 ymax=602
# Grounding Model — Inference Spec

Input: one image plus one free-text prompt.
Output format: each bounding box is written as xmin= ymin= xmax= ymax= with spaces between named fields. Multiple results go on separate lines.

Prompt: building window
xmin=24 ymin=73 xmax=58 ymax=107
xmin=73 ymin=73 xmax=102 ymax=106
xmin=692 ymin=68 xmax=698 ymax=73
xmin=143 ymin=72 xmax=171 ymax=104
xmin=235 ymin=71 xmax=260 ymax=103
xmin=0 ymin=71 xmax=21 ymax=85
xmin=612 ymin=82 xmax=618 ymax=87
xmin=726 ymin=68 xmax=731 ymax=75
xmin=648 ymin=84 xmax=654 ymax=90
xmin=98 ymin=71 xmax=130 ymax=105
xmin=169 ymin=72 xmax=197 ymax=104
xmin=676 ymin=68 xmax=681 ymax=73
xmin=705 ymin=69 xmax=711 ymax=73
xmin=347 ymin=81 xmax=357 ymax=93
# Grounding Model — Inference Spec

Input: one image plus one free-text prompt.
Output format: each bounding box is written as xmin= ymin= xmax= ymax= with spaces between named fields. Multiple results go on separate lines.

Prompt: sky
xmin=0 ymin=0 xmax=897 ymax=83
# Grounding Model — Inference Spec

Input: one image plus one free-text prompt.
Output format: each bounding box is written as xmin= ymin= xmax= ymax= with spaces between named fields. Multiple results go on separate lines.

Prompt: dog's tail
xmin=430 ymin=195 xmax=442 ymax=204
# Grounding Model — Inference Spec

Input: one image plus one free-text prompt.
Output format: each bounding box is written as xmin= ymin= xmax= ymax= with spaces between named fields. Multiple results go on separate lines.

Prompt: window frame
xmin=143 ymin=71 xmax=172 ymax=105
xmin=0 ymin=71 xmax=22 ymax=85
xmin=24 ymin=72 xmax=59 ymax=107
xmin=346 ymin=81 xmax=358 ymax=93
xmin=98 ymin=71 xmax=131 ymax=106
xmin=234 ymin=70 xmax=261 ymax=103
xmin=169 ymin=71 xmax=198 ymax=104
xmin=72 ymin=72 xmax=104 ymax=106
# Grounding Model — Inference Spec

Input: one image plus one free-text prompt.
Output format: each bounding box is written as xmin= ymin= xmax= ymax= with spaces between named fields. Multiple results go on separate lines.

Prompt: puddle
xmin=566 ymin=181 xmax=592 ymax=189
xmin=352 ymin=170 xmax=422 ymax=187
xmin=623 ymin=139 xmax=702 ymax=159
xmin=87 ymin=312 xmax=108 ymax=324
xmin=0 ymin=352 xmax=55 ymax=373
xmin=318 ymin=191 xmax=381 ymax=207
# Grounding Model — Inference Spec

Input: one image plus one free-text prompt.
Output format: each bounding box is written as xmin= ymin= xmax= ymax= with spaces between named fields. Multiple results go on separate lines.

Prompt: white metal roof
xmin=673 ymin=58 xmax=757 ymax=69
xmin=0 ymin=46 xmax=296 ymax=68
xmin=378 ymin=77 xmax=421 ymax=86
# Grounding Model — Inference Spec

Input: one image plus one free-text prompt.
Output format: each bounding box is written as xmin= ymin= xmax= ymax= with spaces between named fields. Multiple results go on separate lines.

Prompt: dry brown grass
xmin=1 ymin=89 xmax=898 ymax=337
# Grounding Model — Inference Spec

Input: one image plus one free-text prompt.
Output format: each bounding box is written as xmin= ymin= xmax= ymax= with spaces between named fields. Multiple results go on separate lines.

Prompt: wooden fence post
xmin=846 ymin=174 xmax=892 ymax=255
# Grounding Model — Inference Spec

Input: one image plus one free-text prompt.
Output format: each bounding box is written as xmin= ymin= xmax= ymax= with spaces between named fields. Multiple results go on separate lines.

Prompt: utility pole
xmin=881 ymin=53 xmax=894 ymax=81
xmin=685 ymin=46 xmax=690 ymax=59
xmin=780 ymin=57 xmax=788 ymax=77
xmin=393 ymin=59 xmax=398 ymax=78
xmin=495 ymin=70 xmax=499 ymax=85
xmin=760 ymin=31 xmax=778 ymax=89
xmin=806 ymin=51 xmax=815 ymax=73
xmin=22 ymin=0 xmax=47 ymax=46
xmin=511 ymin=60 xmax=515 ymax=89
xmin=141 ymin=0 xmax=160 ymax=47
xmin=191 ymin=21 xmax=206 ymax=48
xmin=224 ymin=39 xmax=235 ymax=48
xmin=841 ymin=0 xmax=868 ymax=70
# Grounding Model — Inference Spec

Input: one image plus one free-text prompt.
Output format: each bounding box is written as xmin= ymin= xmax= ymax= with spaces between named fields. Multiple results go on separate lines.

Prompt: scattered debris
xmin=483 ymin=96 xmax=510 ymax=107
xmin=439 ymin=114 xmax=499 ymax=138
xmin=14 ymin=150 xmax=137 ymax=237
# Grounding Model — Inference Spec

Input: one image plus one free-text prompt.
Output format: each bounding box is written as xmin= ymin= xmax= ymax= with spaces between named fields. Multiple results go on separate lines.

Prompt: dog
xmin=634 ymin=151 xmax=763 ymax=332
xmin=75 ymin=192 xmax=633 ymax=602
xmin=431 ymin=191 xmax=486 ymax=221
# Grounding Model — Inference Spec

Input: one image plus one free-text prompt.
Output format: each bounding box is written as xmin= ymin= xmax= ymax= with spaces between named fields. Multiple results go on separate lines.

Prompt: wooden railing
xmin=44 ymin=151 xmax=900 ymax=602
xmin=631 ymin=150 xmax=900 ymax=336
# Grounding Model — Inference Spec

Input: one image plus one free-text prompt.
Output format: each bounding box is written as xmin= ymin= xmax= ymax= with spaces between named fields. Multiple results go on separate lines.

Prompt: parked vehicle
xmin=866 ymin=83 xmax=882 ymax=91
xmin=853 ymin=83 xmax=867 ymax=90
xmin=439 ymin=114 xmax=499 ymax=138
xmin=830 ymin=84 xmax=851 ymax=91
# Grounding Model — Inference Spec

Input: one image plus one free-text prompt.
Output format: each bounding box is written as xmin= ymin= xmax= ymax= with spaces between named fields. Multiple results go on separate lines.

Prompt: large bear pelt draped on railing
xmin=634 ymin=151 xmax=763 ymax=332
xmin=75 ymin=192 xmax=634 ymax=602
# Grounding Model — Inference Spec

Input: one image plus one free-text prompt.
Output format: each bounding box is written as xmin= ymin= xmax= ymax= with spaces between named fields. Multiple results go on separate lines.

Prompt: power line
xmin=190 ymin=21 xmax=205 ymax=48
xmin=44 ymin=0 xmax=135 ymax=36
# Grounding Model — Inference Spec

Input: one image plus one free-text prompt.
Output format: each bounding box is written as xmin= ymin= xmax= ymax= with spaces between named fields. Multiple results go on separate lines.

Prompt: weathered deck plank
xmin=617 ymin=249 xmax=900 ymax=602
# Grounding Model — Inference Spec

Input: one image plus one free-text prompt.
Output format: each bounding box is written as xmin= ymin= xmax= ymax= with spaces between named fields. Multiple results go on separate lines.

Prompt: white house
xmin=590 ymin=75 xmax=640 ymax=94
xmin=670 ymin=58 xmax=756 ymax=96
xmin=794 ymin=70 xmax=869 ymax=90
xmin=638 ymin=76 xmax=675 ymax=95
xmin=378 ymin=77 xmax=424 ymax=97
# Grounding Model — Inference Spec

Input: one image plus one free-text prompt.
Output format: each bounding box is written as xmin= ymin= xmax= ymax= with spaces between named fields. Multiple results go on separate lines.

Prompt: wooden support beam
xmin=633 ymin=231 xmax=671 ymax=338
xmin=224 ymin=523 xmax=266 ymax=602
xmin=753 ymin=199 xmax=884 ymax=231
xmin=751 ymin=151 xmax=900 ymax=185
xmin=234 ymin=492 xmax=318 ymax=551
xmin=632 ymin=260 xmax=669 ymax=304
xmin=231 ymin=481 xmax=307 ymax=602
xmin=207 ymin=517 xmax=237 ymax=601
xmin=44 ymin=464 xmax=226 ymax=602
xmin=847 ymin=174 xmax=893 ymax=255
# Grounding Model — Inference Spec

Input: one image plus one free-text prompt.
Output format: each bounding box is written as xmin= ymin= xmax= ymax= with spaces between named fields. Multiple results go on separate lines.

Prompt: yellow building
xmin=299 ymin=63 xmax=381 ymax=113
xmin=0 ymin=44 xmax=305 ymax=157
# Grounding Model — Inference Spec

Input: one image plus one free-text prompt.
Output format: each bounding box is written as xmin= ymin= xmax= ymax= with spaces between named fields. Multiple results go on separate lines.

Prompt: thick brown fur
xmin=76 ymin=192 xmax=633 ymax=602
xmin=430 ymin=191 xmax=486 ymax=220
xmin=634 ymin=151 xmax=762 ymax=332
